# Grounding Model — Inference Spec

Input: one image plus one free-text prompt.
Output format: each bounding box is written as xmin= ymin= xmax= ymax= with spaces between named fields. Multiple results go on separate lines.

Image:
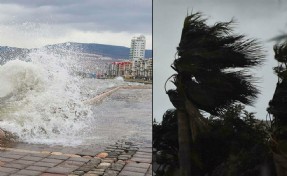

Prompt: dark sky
xmin=0 ymin=0 xmax=152 ymax=48
xmin=154 ymin=0 xmax=287 ymax=121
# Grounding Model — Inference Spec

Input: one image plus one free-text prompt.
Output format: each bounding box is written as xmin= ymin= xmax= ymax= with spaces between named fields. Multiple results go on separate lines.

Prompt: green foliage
xmin=171 ymin=12 xmax=265 ymax=116
xmin=153 ymin=105 xmax=275 ymax=176
xmin=268 ymin=42 xmax=287 ymax=133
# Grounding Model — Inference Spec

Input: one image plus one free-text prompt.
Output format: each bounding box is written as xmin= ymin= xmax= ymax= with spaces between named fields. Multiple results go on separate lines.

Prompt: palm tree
xmin=267 ymin=42 xmax=287 ymax=176
xmin=166 ymin=12 xmax=265 ymax=175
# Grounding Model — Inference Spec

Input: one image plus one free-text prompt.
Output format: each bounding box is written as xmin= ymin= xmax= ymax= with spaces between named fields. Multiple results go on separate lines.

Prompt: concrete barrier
xmin=83 ymin=85 xmax=151 ymax=105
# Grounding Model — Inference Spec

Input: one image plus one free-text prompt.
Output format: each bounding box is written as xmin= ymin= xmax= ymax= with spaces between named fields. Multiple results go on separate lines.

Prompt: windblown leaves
xmin=173 ymin=12 xmax=265 ymax=116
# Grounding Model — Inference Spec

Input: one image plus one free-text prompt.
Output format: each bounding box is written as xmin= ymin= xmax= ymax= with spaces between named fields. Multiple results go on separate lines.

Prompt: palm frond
xmin=173 ymin=12 xmax=265 ymax=115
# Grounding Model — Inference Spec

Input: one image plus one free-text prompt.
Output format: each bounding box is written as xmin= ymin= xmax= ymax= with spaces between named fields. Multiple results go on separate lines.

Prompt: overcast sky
xmin=154 ymin=0 xmax=287 ymax=121
xmin=0 ymin=0 xmax=152 ymax=49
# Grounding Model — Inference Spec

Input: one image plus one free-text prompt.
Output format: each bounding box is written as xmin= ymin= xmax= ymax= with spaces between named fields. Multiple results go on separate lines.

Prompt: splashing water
xmin=0 ymin=49 xmax=93 ymax=145
xmin=0 ymin=48 xmax=151 ymax=146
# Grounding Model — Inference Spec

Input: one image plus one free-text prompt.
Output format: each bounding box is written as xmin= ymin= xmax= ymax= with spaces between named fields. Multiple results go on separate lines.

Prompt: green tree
xmin=267 ymin=42 xmax=287 ymax=176
xmin=167 ymin=12 xmax=265 ymax=175
xmin=153 ymin=105 xmax=275 ymax=175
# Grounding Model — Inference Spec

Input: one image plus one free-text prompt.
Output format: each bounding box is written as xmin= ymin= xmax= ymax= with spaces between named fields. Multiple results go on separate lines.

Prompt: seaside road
xmin=0 ymin=140 xmax=152 ymax=176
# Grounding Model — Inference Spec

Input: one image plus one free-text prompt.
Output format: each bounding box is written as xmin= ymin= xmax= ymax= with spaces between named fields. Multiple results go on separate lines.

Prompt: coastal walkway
xmin=0 ymin=84 xmax=152 ymax=176
xmin=0 ymin=140 xmax=152 ymax=176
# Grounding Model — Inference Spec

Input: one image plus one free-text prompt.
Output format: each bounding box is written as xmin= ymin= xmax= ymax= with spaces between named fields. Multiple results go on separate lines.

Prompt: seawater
xmin=0 ymin=49 xmax=151 ymax=146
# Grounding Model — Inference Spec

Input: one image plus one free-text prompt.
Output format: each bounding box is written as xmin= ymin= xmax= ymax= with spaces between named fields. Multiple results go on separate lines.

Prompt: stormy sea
xmin=0 ymin=48 xmax=151 ymax=147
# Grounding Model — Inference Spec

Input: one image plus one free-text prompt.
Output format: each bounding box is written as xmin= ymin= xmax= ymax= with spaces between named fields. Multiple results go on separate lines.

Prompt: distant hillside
xmin=44 ymin=42 xmax=152 ymax=59
xmin=0 ymin=46 xmax=30 ymax=64
xmin=0 ymin=42 xmax=152 ymax=64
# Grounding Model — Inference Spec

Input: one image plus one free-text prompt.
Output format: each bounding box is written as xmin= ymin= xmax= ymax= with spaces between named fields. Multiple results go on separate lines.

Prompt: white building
xmin=129 ymin=35 xmax=146 ymax=60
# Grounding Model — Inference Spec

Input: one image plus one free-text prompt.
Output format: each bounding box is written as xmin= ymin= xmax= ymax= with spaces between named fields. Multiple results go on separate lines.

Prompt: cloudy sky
xmin=154 ymin=0 xmax=287 ymax=121
xmin=0 ymin=0 xmax=152 ymax=49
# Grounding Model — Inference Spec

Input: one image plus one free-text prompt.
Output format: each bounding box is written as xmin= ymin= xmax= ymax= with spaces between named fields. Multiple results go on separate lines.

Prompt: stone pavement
xmin=0 ymin=141 xmax=152 ymax=176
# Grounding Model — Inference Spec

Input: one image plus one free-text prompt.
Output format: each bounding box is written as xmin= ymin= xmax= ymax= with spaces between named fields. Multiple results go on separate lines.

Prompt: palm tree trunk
xmin=273 ymin=152 xmax=287 ymax=176
xmin=185 ymin=99 xmax=208 ymax=141
xmin=177 ymin=110 xmax=193 ymax=176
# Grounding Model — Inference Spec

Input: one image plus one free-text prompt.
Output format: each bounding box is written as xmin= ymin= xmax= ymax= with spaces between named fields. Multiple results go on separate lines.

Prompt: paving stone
xmin=147 ymin=165 xmax=152 ymax=174
xmin=96 ymin=152 xmax=108 ymax=159
xmin=21 ymin=156 xmax=44 ymax=161
xmin=68 ymin=157 xmax=90 ymax=162
xmin=132 ymin=154 xmax=151 ymax=159
xmin=76 ymin=166 xmax=95 ymax=172
xmin=130 ymin=157 xmax=151 ymax=163
xmin=26 ymin=165 xmax=49 ymax=172
xmin=115 ymin=160 xmax=125 ymax=165
xmin=45 ymin=166 xmax=75 ymax=174
xmin=59 ymin=160 xmax=85 ymax=168
xmin=83 ymin=174 xmax=99 ymax=176
xmin=0 ymin=167 xmax=19 ymax=173
xmin=118 ymin=156 xmax=130 ymax=160
xmin=12 ymin=160 xmax=36 ymax=165
xmin=122 ymin=166 xmax=148 ymax=173
xmin=135 ymin=152 xmax=152 ymax=156
xmin=47 ymin=155 xmax=70 ymax=160
xmin=104 ymin=170 xmax=118 ymax=176
xmin=41 ymin=173 xmax=66 ymax=176
xmin=137 ymin=148 xmax=152 ymax=153
xmin=106 ymin=152 xmax=118 ymax=157
xmin=87 ymin=170 xmax=104 ymax=174
xmin=89 ymin=158 xmax=101 ymax=165
xmin=124 ymin=142 xmax=132 ymax=145
xmin=104 ymin=149 xmax=113 ymax=152
xmin=1 ymin=154 xmax=23 ymax=159
xmin=16 ymin=169 xmax=42 ymax=176
xmin=34 ymin=161 xmax=59 ymax=167
xmin=76 ymin=150 xmax=100 ymax=156
xmin=101 ymin=159 xmax=115 ymax=163
xmin=3 ymin=163 xmax=27 ymax=169
xmin=118 ymin=170 xmax=145 ymax=176
xmin=29 ymin=153 xmax=50 ymax=158
xmin=72 ymin=170 xmax=85 ymax=175
xmin=125 ymin=162 xmax=150 ymax=169
xmin=2 ymin=152 xmax=28 ymax=156
xmin=97 ymin=163 xmax=111 ymax=169
xmin=41 ymin=158 xmax=64 ymax=164
xmin=0 ymin=157 xmax=15 ymax=162
xmin=129 ymin=148 xmax=139 ymax=151
xmin=114 ymin=149 xmax=124 ymax=153
xmin=117 ymin=155 xmax=129 ymax=160
xmin=110 ymin=163 xmax=124 ymax=171
xmin=91 ymin=168 xmax=105 ymax=172
xmin=124 ymin=151 xmax=136 ymax=155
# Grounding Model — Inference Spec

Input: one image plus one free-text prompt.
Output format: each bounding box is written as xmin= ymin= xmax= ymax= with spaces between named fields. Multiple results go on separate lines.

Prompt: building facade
xmin=129 ymin=35 xmax=146 ymax=60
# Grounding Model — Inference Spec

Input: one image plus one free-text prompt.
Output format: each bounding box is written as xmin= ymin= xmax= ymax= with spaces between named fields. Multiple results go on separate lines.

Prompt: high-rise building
xmin=129 ymin=35 xmax=146 ymax=60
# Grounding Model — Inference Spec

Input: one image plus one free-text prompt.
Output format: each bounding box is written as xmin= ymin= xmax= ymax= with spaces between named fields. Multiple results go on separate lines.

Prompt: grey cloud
xmin=0 ymin=0 xmax=152 ymax=34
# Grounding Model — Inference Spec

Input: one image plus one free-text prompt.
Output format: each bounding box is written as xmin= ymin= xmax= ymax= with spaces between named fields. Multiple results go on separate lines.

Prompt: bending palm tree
xmin=267 ymin=42 xmax=287 ymax=176
xmin=167 ymin=12 xmax=264 ymax=175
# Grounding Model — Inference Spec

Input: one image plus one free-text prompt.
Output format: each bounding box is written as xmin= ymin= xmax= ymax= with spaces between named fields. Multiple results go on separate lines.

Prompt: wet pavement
xmin=0 ymin=85 xmax=152 ymax=175
xmin=0 ymin=141 xmax=152 ymax=176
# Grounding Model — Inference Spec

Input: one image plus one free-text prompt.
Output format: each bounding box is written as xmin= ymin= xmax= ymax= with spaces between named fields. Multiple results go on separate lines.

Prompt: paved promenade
xmin=0 ymin=85 xmax=152 ymax=176
xmin=0 ymin=141 xmax=152 ymax=176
